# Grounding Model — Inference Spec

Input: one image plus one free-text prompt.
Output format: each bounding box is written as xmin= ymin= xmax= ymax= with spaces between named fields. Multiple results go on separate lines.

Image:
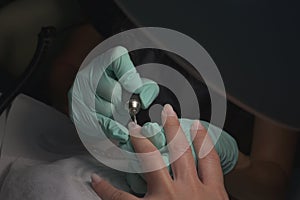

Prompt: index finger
xmin=128 ymin=122 xmax=172 ymax=193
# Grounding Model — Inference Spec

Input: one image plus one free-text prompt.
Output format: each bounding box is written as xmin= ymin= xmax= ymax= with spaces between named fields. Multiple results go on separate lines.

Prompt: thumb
xmin=137 ymin=78 xmax=159 ymax=109
xmin=91 ymin=174 xmax=138 ymax=200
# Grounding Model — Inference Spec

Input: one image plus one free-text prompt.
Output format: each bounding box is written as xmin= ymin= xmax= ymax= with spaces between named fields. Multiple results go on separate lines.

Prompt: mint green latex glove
xmin=121 ymin=119 xmax=239 ymax=194
xmin=69 ymin=46 xmax=159 ymax=142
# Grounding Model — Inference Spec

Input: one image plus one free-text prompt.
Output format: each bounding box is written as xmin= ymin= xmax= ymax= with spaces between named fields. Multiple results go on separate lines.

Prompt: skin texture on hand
xmin=91 ymin=104 xmax=229 ymax=200
xmin=121 ymin=119 xmax=239 ymax=194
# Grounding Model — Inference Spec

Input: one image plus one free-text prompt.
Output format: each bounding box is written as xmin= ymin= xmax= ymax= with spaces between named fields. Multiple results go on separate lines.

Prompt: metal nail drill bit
xmin=128 ymin=94 xmax=141 ymax=124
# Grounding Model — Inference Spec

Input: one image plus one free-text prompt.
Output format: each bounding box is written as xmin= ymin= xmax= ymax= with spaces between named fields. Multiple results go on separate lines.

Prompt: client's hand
xmin=91 ymin=105 xmax=229 ymax=200
xmin=123 ymin=119 xmax=238 ymax=194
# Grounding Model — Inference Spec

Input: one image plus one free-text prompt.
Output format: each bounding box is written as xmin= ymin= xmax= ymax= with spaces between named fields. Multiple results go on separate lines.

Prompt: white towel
xmin=0 ymin=155 xmax=130 ymax=200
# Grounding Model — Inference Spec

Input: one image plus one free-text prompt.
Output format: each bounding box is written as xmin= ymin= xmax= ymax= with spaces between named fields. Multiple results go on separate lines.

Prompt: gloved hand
xmin=68 ymin=46 xmax=159 ymax=142
xmin=121 ymin=119 xmax=239 ymax=194
xmin=68 ymin=46 xmax=238 ymax=195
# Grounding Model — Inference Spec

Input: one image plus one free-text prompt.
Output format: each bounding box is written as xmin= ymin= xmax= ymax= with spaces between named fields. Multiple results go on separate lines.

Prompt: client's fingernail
xmin=91 ymin=173 xmax=102 ymax=184
xmin=128 ymin=122 xmax=143 ymax=138
xmin=128 ymin=122 xmax=137 ymax=130
xmin=161 ymin=104 xmax=177 ymax=124
xmin=162 ymin=104 xmax=176 ymax=116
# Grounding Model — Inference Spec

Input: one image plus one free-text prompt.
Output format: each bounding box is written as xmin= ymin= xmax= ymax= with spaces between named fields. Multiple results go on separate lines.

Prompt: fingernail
xmin=162 ymin=104 xmax=176 ymax=116
xmin=161 ymin=104 xmax=177 ymax=124
xmin=91 ymin=173 xmax=102 ymax=184
xmin=128 ymin=122 xmax=137 ymax=130
xmin=128 ymin=122 xmax=143 ymax=138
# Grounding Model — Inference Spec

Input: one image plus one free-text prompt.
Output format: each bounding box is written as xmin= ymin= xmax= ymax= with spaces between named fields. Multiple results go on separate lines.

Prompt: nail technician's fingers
xmin=128 ymin=122 xmax=172 ymax=190
xmin=141 ymin=122 xmax=166 ymax=149
xmin=191 ymin=120 xmax=224 ymax=186
xmin=138 ymin=78 xmax=159 ymax=109
xmin=109 ymin=46 xmax=143 ymax=93
xmin=96 ymin=71 xmax=122 ymax=104
xmin=109 ymin=47 xmax=136 ymax=79
xmin=95 ymin=94 xmax=115 ymax=118
xmin=161 ymin=104 xmax=197 ymax=181
xmin=91 ymin=174 xmax=138 ymax=200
